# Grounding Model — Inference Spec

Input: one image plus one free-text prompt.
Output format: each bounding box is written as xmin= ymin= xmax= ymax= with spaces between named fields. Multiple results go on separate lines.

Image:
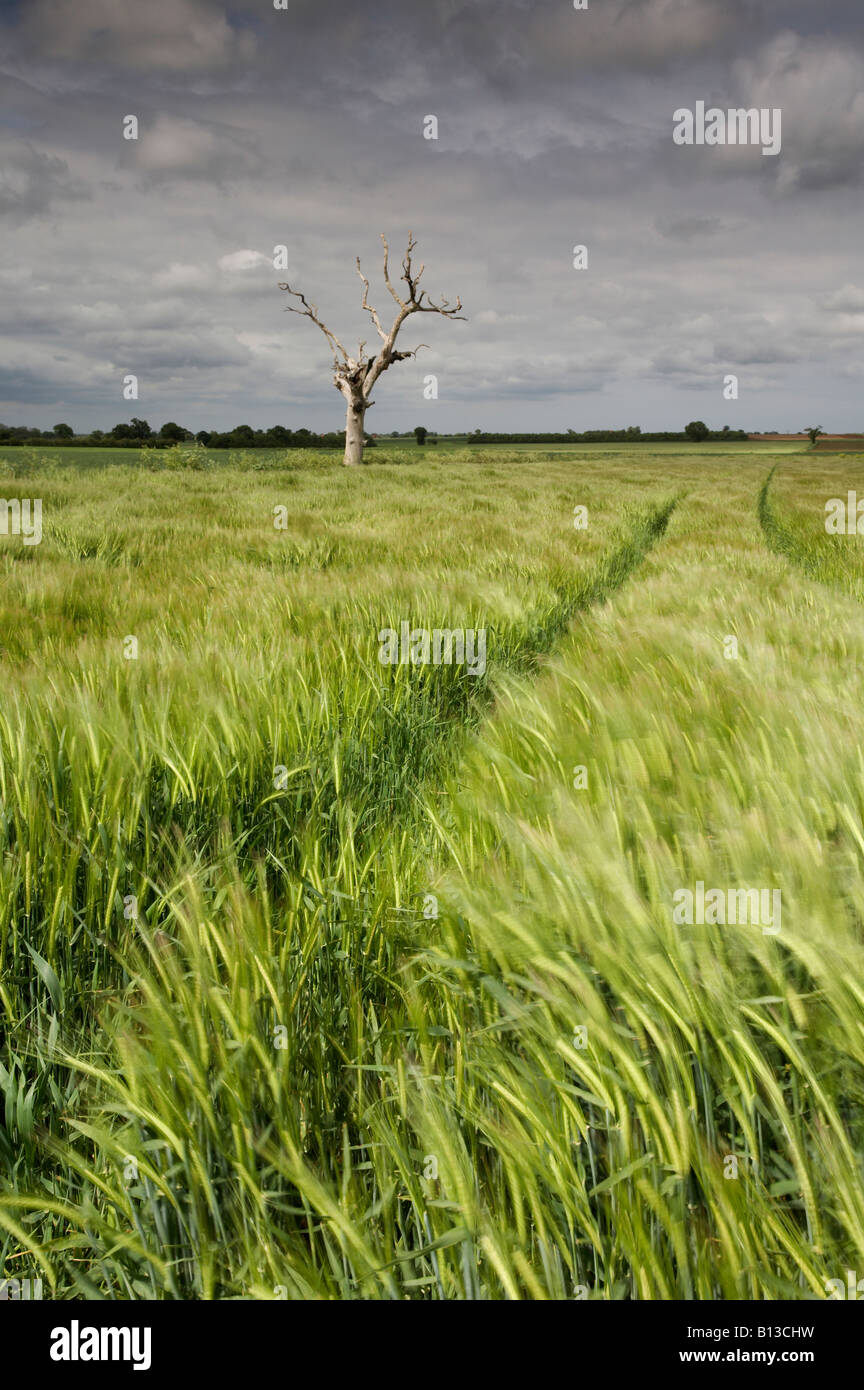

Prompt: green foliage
xmin=158 ymin=422 xmax=190 ymax=442
xmin=0 ymin=444 xmax=861 ymax=1300
xmin=141 ymin=441 xmax=210 ymax=471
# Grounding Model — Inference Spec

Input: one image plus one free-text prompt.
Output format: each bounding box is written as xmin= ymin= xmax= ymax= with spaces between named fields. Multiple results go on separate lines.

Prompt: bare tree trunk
xmin=281 ymin=233 xmax=464 ymax=469
xmin=344 ymin=394 xmax=366 ymax=466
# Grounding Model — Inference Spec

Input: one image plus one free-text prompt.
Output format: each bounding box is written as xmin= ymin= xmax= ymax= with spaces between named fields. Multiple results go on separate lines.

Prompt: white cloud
xmin=155 ymin=263 xmax=211 ymax=290
xmin=218 ymin=250 xmax=271 ymax=273
xmin=135 ymin=117 xmax=259 ymax=180
xmin=820 ymin=284 xmax=864 ymax=314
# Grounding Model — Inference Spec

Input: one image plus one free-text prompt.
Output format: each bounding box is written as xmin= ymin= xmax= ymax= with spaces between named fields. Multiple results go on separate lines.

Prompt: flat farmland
xmin=1 ymin=444 xmax=863 ymax=1300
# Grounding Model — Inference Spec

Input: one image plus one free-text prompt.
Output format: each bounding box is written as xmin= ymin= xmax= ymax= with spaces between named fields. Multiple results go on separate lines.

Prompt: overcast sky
xmin=1 ymin=0 xmax=863 ymax=434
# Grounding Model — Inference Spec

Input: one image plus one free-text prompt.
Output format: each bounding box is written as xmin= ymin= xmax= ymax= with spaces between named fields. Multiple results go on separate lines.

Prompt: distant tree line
xmin=468 ymin=424 xmax=749 ymax=443
xmin=0 ymin=419 xmax=751 ymax=448
xmin=0 ymin=419 xmax=360 ymax=449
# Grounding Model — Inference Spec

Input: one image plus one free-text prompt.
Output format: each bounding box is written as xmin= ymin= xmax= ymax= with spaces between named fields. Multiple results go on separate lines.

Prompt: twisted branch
xmin=281 ymin=233 xmax=465 ymax=403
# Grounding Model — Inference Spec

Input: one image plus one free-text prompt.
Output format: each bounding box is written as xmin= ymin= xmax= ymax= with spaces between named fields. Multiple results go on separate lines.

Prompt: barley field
xmin=1 ymin=441 xmax=863 ymax=1300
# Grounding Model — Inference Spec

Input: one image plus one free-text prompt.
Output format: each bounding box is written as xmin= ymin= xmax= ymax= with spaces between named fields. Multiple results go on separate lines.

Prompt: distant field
xmin=0 ymin=437 xmax=811 ymax=473
xmin=811 ymin=438 xmax=864 ymax=452
xmin=2 ymin=444 xmax=864 ymax=1300
xmin=0 ymin=444 xmax=296 ymax=469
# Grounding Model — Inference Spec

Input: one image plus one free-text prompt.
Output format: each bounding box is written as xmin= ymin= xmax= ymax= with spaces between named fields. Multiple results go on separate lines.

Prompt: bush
xmin=143 ymin=441 xmax=210 ymax=471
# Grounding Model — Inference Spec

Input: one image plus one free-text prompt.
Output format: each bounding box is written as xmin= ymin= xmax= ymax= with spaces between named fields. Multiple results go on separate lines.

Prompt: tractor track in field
xmin=758 ymin=467 xmax=821 ymax=580
xmin=500 ymin=494 xmax=679 ymax=676
xmin=268 ymin=488 xmax=676 ymax=871
xmin=758 ymin=467 xmax=864 ymax=604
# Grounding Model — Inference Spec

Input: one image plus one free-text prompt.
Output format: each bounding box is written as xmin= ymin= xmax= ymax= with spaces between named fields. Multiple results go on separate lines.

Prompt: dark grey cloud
xmin=656 ymin=216 xmax=731 ymax=241
xmin=1 ymin=0 xmax=863 ymax=431
xmin=0 ymin=143 xmax=87 ymax=223
xmin=15 ymin=0 xmax=256 ymax=73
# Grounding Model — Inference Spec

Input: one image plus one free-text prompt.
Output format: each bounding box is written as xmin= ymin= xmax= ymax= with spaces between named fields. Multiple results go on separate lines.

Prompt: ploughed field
xmin=1 ymin=441 xmax=863 ymax=1300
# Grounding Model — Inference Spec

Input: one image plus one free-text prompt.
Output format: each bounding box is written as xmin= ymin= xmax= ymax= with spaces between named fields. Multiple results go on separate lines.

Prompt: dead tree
xmin=280 ymin=233 xmax=465 ymax=466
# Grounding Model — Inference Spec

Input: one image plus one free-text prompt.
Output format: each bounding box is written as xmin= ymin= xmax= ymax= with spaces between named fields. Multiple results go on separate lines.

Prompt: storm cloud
xmin=1 ymin=0 xmax=862 ymax=432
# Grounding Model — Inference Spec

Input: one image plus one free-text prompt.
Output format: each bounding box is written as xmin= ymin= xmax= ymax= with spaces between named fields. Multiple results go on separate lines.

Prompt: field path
xmin=410 ymin=460 xmax=864 ymax=1298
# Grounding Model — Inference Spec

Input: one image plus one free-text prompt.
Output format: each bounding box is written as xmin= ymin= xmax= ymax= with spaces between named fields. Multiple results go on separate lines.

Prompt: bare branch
xmin=356 ymin=258 xmax=387 ymax=342
xmin=380 ymin=234 xmax=406 ymax=309
xmin=281 ymin=232 xmax=465 ymax=454
xmin=395 ymin=343 xmax=429 ymax=360
xmin=393 ymin=233 xmax=465 ymax=319
xmin=279 ymin=282 xmax=349 ymax=363
xmin=417 ymin=292 xmax=466 ymax=320
xmin=401 ymin=233 xmax=425 ymax=305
